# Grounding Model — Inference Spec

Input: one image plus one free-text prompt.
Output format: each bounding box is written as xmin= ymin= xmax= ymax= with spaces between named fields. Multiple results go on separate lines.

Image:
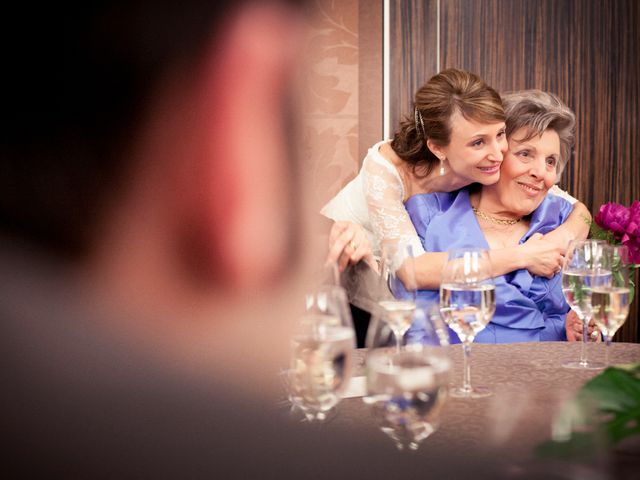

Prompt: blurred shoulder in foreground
xmin=0 ymin=1 xmax=336 ymax=476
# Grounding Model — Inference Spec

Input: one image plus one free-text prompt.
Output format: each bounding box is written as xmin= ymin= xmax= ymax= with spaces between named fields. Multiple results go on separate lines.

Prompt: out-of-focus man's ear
xmin=196 ymin=4 xmax=304 ymax=290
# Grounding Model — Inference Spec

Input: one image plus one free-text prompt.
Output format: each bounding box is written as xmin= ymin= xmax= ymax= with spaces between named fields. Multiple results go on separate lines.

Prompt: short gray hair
xmin=501 ymin=90 xmax=575 ymax=180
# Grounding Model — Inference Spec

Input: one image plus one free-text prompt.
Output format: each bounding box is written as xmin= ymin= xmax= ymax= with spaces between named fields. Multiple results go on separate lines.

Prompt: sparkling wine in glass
xmin=591 ymin=245 xmax=631 ymax=365
xmin=561 ymin=240 xmax=612 ymax=370
xmin=377 ymin=239 xmax=417 ymax=351
xmin=439 ymin=248 xmax=495 ymax=398
xmin=364 ymin=302 xmax=451 ymax=450
xmin=288 ymin=286 xmax=356 ymax=421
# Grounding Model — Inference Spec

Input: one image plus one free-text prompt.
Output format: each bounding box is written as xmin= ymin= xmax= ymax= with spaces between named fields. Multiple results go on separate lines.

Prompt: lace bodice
xmin=321 ymin=140 xmax=425 ymax=256
xmin=361 ymin=146 xmax=426 ymax=255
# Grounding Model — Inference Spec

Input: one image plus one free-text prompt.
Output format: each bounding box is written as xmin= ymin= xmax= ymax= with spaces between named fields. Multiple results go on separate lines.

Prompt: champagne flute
xmin=364 ymin=302 xmax=451 ymax=450
xmin=591 ymin=245 xmax=631 ymax=365
xmin=377 ymin=239 xmax=417 ymax=351
xmin=439 ymin=248 xmax=495 ymax=398
xmin=561 ymin=240 xmax=612 ymax=370
xmin=288 ymin=285 xmax=356 ymax=421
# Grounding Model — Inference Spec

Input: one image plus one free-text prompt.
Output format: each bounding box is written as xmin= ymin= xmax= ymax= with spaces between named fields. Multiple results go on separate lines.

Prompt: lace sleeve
xmin=362 ymin=154 xmax=426 ymax=255
xmin=549 ymin=185 xmax=577 ymax=204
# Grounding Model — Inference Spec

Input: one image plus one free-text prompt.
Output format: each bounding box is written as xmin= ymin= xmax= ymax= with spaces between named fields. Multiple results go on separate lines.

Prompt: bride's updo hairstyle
xmin=391 ymin=68 xmax=505 ymax=175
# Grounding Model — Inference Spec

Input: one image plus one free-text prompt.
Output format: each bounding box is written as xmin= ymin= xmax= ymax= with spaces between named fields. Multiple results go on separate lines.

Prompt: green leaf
xmin=535 ymin=364 xmax=640 ymax=460
xmin=589 ymin=222 xmax=616 ymax=242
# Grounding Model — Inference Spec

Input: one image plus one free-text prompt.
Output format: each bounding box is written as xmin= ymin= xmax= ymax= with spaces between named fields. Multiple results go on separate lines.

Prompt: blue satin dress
xmin=405 ymin=188 xmax=572 ymax=344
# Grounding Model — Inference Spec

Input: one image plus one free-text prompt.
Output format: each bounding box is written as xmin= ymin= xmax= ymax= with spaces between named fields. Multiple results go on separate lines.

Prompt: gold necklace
xmin=472 ymin=206 xmax=521 ymax=226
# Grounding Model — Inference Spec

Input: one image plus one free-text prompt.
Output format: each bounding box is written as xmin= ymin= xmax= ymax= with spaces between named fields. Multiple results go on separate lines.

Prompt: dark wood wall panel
xmin=389 ymin=0 xmax=439 ymax=129
xmin=390 ymin=0 xmax=640 ymax=341
xmin=439 ymin=0 xmax=640 ymax=211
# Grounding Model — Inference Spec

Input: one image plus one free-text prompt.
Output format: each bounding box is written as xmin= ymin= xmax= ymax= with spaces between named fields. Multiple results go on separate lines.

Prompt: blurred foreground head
xmin=0 ymin=1 xmax=315 ymax=376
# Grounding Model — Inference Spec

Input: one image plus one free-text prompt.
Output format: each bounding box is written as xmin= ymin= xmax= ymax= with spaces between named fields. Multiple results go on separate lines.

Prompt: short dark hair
xmin=0 ymin=1 xmax=305 ymax=259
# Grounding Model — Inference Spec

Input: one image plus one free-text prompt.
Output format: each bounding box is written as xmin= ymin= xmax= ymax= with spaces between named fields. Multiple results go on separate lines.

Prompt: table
xmin=328 ymin=342 xmax=640 ymax=478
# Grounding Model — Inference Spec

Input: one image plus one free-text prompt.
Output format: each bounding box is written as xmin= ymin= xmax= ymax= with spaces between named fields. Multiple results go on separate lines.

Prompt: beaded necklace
xmin=472 ymin=206 xmax=521 ymax=226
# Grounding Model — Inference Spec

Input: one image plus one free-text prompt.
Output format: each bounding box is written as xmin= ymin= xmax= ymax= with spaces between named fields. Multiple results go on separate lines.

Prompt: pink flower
xmin=595 ymin=202 xmax=630 ymax=240
xmin=622 ymin=238 xmax=640 ymax=264
xmin=626 ymin=201 xmax=640 ymax=237
xmin=621 ymin=201 xmax=640 ymax=263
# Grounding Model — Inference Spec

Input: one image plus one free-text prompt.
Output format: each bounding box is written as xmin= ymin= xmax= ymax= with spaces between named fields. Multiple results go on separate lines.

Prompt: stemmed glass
xmin=364 ymin=301 xmax=451 ymax=451
xmin=287 ymin=285 xmax=356 ymax=422
xmin=439 ymin=248 xmax=496 ymax=398
xmin=377 ymin=239 xmax=418 ymax=351
xmin=561 ymin=240 xmax=612 ymax=370
xmin=591 ymin=245 xmax=631 ymax=365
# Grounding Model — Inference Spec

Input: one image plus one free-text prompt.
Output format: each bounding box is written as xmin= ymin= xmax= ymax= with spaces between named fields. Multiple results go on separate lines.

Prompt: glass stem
xmin=605 ymin=335 xmax=612 ymax=366
xmin=579 ymin=316 xmax=589 ymax=366
xmin=462 ymin=343 xmax=471 ymax=392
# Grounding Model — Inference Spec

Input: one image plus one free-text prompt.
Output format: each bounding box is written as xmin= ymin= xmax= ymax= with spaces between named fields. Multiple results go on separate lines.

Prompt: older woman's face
xmin=496 ymin=127 xmax=560 ymax=216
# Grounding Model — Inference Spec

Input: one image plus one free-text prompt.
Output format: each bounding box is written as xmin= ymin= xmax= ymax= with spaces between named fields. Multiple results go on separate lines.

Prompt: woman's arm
xmin=411 ymin=195 xmax=586 ymax=289
xmin=362 ymin=152 xmax=426 ymax=256
xmin=488 ymin=200 xmax=590 ymax=281
xmin=543 ymin=200 xmax=591 ymax=252
xmin=413 ymin=234 xmax=564 ymax=289
xmin=413 ymin=252 xmax=448 ymax=289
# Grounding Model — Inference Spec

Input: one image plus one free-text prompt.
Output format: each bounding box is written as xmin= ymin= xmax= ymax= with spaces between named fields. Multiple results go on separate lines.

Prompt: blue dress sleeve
xmin=522 ymin=194 xmax=574 ymax=341
xmin=405 ymin=194 xmax=439 ymax=249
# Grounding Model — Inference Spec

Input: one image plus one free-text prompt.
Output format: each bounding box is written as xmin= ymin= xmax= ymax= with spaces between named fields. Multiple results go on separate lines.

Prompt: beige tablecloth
xmin=328 ymin=342 xmax=640 ymax=476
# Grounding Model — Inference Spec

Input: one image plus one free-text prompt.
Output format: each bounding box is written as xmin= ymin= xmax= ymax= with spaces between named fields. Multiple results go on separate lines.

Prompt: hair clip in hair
xmin=414 ymin=107 xmax=426 ymax=139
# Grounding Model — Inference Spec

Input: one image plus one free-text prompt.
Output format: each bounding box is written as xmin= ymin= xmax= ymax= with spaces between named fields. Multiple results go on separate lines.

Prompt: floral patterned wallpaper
xmin=304 ymin=0 xmax=360 ymax=209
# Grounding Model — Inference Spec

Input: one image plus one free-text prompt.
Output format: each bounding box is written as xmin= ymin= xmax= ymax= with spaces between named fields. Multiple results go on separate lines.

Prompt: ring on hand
xmin=591 ymin=330 xmax=599 ymax=340
xmin=349 ymin=241 xmax=358 ymax=251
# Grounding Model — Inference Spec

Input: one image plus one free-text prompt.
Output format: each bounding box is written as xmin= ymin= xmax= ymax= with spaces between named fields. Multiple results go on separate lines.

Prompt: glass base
xmin=449 ymin=385 xmax=492 ymax=398
xmin=561 ymin=359 xmax=606 ymax=370
xmin=300 ymin=406 xmax=339 ymax=423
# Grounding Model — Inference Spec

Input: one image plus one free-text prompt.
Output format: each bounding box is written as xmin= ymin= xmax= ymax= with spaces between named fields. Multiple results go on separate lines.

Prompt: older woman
xmin=323 ymin=69 xmax=590 ymax=287
xmin=406 ymin=90 xmax=576 ymax=343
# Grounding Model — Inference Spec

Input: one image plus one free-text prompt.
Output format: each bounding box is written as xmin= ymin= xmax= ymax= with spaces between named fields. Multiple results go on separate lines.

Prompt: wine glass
xmin=377 ymin=239 xmax=418 ymax=351
xmin=288 ymin=285 xmax=356 ymax=422
xmin=561 ymin=240 xmax=612 ymax=370
xmin=315 ymin=259 xmax=341 ymax=287
xmin=591 ymin=245 xmax=631 ymax=365
xmin=364 ymin=301 xmax=451 ymax=450
xmin=439 ymin=248 xmax=496 ymax=398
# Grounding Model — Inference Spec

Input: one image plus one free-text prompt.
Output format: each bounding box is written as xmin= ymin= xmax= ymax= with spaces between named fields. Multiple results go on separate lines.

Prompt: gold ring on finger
xmin=349 ymin=241 xmax=358 ymax=251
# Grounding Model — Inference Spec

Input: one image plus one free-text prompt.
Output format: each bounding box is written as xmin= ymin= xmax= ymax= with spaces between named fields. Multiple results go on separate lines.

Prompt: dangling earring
xmin=439 ymin=157 xmax=446 ymax=176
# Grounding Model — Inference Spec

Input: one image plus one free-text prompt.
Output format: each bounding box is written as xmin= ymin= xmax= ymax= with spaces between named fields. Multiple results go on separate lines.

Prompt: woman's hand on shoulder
xmin=326 ymin=221 xmax=375 ymax=272
xmin=520 ymin=233 xmax=564 ymax=278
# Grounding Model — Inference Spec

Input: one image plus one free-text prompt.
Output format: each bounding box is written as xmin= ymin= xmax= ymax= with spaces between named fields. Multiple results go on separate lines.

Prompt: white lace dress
xmin=321 ymin=140 xmax=576 ymax=256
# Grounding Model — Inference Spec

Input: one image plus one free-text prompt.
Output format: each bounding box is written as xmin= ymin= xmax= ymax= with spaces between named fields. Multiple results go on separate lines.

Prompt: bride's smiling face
xmin=496 ymin=127 xmax=561 ymax=217
xmin=436 ymin=111 xmax=507 ymax=185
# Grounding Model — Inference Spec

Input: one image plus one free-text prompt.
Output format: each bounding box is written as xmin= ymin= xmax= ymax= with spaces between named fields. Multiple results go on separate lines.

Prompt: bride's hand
xmin=520 ymin=233 xmax=564 ymax=278
xmin=326 ymin=221 xmax=374 ymax=272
